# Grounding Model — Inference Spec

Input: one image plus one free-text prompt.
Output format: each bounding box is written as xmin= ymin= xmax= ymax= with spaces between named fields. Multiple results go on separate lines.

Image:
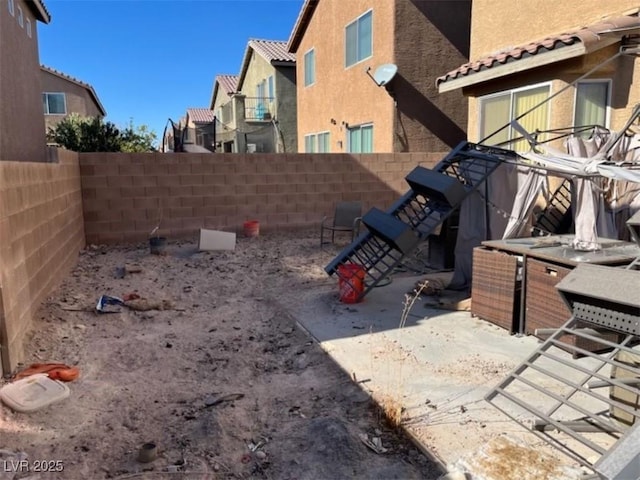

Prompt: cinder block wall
xmin=79 ymin=152 xmax=444 ymax=244
xmin=0 ymin=148 xmax=85 ymax=373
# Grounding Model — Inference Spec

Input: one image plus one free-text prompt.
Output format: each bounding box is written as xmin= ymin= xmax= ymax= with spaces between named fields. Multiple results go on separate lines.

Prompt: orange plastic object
xmin=14 ymin=363 xmax=80 ymax=382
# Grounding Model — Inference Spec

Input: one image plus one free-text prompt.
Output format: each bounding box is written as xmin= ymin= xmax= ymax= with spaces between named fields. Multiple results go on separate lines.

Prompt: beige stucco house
xmin=209 ymin=39 xmax=297 ymax=153
xmin=41 ymin=65 xmax=106 ymax=135
xmin=437 ymin=2 xmax=640 ymax=150
xmin=0 ymin=0 xmax=50 ymax=162
xmin=210 ymin=74 xmax=239 ymax=152
xmin=287 ymin=0 xmax=471 ymax=153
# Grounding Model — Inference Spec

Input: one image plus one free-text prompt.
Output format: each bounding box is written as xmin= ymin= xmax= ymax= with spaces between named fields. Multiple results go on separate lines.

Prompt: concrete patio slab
xmin=290 ymin=273 xmax=599 ymax=478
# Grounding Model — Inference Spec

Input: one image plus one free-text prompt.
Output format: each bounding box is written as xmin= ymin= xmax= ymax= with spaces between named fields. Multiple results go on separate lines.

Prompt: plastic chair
xmin=320 ymin=201 xmax=363 ymax=246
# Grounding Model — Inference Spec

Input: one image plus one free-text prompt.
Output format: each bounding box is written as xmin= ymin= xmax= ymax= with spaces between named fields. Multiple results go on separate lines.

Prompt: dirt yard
xmin=0 ymin=229 xmax=442 ymax=479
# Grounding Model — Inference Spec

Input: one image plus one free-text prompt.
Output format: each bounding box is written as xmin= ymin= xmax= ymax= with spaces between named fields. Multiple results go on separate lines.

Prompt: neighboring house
xmin=0 ymin=0 xmax=51 ymax=162
xmin=41 ymin=65 xmax=106 ymax=135
xmin=436 ymin=2 xmax=640 ymax=150
xmin=162 ymin=108 xmax=216 ymax=153
xmin=210 ymin=39 xmax=297 ymax=153
xmin=210 ymin=74 xmax=239 ymax=152
xmin=183 ymin=108 xmax=216 ymax=152
xmin=287 ymin=0 xmax=471 ymax=153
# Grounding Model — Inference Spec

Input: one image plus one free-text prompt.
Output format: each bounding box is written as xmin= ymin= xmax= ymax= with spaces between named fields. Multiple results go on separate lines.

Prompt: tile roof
xmin=287 ymin=0 xmax=318 ymax=53
xmin=237 ymin=39 xmax=296 ymax=91
xmin=209 ymin=74 xmax=238 ymax=109
xmin=217 ymin=75 xmax=239 ymax=96
xmin=249 ymin=39 xmax=296 ymax=63
xmin=40 ymin=65 xmax=106 ymax=116
xmin=437 ymin=13 xmax=640 ymax=88
xmin=186 ymin=108 xmax=215 ymax=124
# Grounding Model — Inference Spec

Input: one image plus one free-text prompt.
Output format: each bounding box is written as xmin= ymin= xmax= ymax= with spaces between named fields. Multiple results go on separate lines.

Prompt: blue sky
xmin=38 ymin=0 xmax=304 ymax=145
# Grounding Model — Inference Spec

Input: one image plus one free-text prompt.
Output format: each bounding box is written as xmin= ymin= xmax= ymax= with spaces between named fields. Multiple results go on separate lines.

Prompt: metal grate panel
xmin=534 ymin=179 xmax=572 ymax=235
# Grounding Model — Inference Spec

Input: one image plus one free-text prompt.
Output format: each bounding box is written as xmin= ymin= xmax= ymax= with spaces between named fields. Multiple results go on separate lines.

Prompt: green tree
xmin=120 ymin=121 xmax=157 ymax=153
xmin=47 ymin=114 xmax=157 ymax=153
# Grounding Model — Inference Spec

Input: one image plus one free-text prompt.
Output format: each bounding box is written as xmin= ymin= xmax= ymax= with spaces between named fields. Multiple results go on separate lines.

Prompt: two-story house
xmin=161 ymin=108 xmax=216 ymax=153
xmin=287 ymin=0 xmax=471 ymax=153
xmin=437 ymin=2 xmax=640 ymax=150
xmin=210 ymin=74 xmax=239 ymax=152
xmin=183 ymin=108 xmax=216 ymax=152
xmin=210 ymin=39 xmax=297 ymax=153
xmin=0 ymin=0 xmax=51 ymax=162
xmin=41 ymin=65 xmax=106 ymax=136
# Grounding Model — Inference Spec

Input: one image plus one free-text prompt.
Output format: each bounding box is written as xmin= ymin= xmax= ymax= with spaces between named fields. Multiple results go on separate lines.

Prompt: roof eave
xmin=236 ymin=46 xmax=253 ymax=91
xmin=89 ymin=88 xmax=107 ymax=116
xmin=438 ymin=43 xmax=587 ymax=93
xmin=437 ymin=14 xmax=640 ymax=94
xmin=31 ymin=0 xmax=51 ymax=23
xmin=271 ymin=60 xmax=296 ymax=68
xmin=210 ymin=83 xmax=219 ymax=110
xmin=287 ymin=0 xmax=318 ymax=53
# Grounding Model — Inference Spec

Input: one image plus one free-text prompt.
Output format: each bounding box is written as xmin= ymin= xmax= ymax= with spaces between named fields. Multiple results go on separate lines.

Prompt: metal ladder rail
xmin=326 ymin=146 xmax=511 ymax=300
xmin=534 ymin=179 xmax=572 ymax=234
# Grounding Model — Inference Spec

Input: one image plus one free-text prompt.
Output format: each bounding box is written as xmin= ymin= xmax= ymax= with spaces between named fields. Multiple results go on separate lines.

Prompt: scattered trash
xmin=240 ymin=453 xmax=252 ymax=464
xmin=198 ymin=228 xmax=236 ymax=251
xmin=149 ymin=236 xmax=168 ymax=255
xmin=0 ymin=373 xmax=70 ymax=413
xmin=122 ymin=292 xmax=141 ymax=302
xmin=14 ymin=363 xmax=80 ymax=382
xmin=137 ymin=442 xmax=157 ymax=463
xmin=125 ymin=264 xmax=143 ymax=274
xmin=124 ymin=298 xmax=174 ymax=311
xmin=96 ymin=295 xmax=124 ymax=313
xmin=288 ymin=406 xmax=306 ymax=418
xmin=247 ymin=437 xmax=269 ymax=452
xmin=202 ymin=393 xmax=244 ymax=408
xmin=359 ymin=433 xmax=388 ymax=454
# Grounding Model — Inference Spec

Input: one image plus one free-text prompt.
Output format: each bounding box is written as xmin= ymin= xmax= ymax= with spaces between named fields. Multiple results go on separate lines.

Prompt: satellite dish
xmin=372 ymin=63 xmax=398 ymax=87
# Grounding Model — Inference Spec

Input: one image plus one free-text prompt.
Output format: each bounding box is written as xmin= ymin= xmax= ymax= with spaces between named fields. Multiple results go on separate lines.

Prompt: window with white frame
xmin=256 ymin=80 xmax=266 ymax=100
xmin=345 ymin=10 xmax=372 ymax=68
xmin=17 ymin=5 xmax=23 ymax=27
xmin=305 ymin=132 xmax=330 ymax=152
xmin=42 ymin=93 xmax=66 ymax=114
xmin=478 ymin=83 xmax=551 ymax=152
xmin=26 ymin=19 xmax=32 ymax=37
xmin=8 ymin=0 xmax=14 ymax=16
xmin=304 ymin=134 xmax=317 ymax=153
xmin=317 ymin=132 xmax=330 ymax=153
xmin=304 ymin=48 xmax=315 ymax=87
xmin=347 ymin=124 xmax=373 ymax=153
xmin=574 ymin=80 xmax=610 ymax=133
xmin=268 ymin=75 xmax=274 ymax=100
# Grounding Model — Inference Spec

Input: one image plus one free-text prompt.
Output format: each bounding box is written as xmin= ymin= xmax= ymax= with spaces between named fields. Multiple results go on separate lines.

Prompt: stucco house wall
xmin=274 ymin=66 xmax=298 ymax=153
xmin=292 ymin=0 xmax=470 ymax=154
xmin=0 ymin=0 xmax=48 ymax=162
xmin=237 ymin=46 xmax=297 ymax=153
xmin=393 ymin=0 xmax=471 ymax=152
xmin=41 ymin=69 xmax=104 ymax=133
xmin=294 ymin=0 xmax=397 ymax=153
